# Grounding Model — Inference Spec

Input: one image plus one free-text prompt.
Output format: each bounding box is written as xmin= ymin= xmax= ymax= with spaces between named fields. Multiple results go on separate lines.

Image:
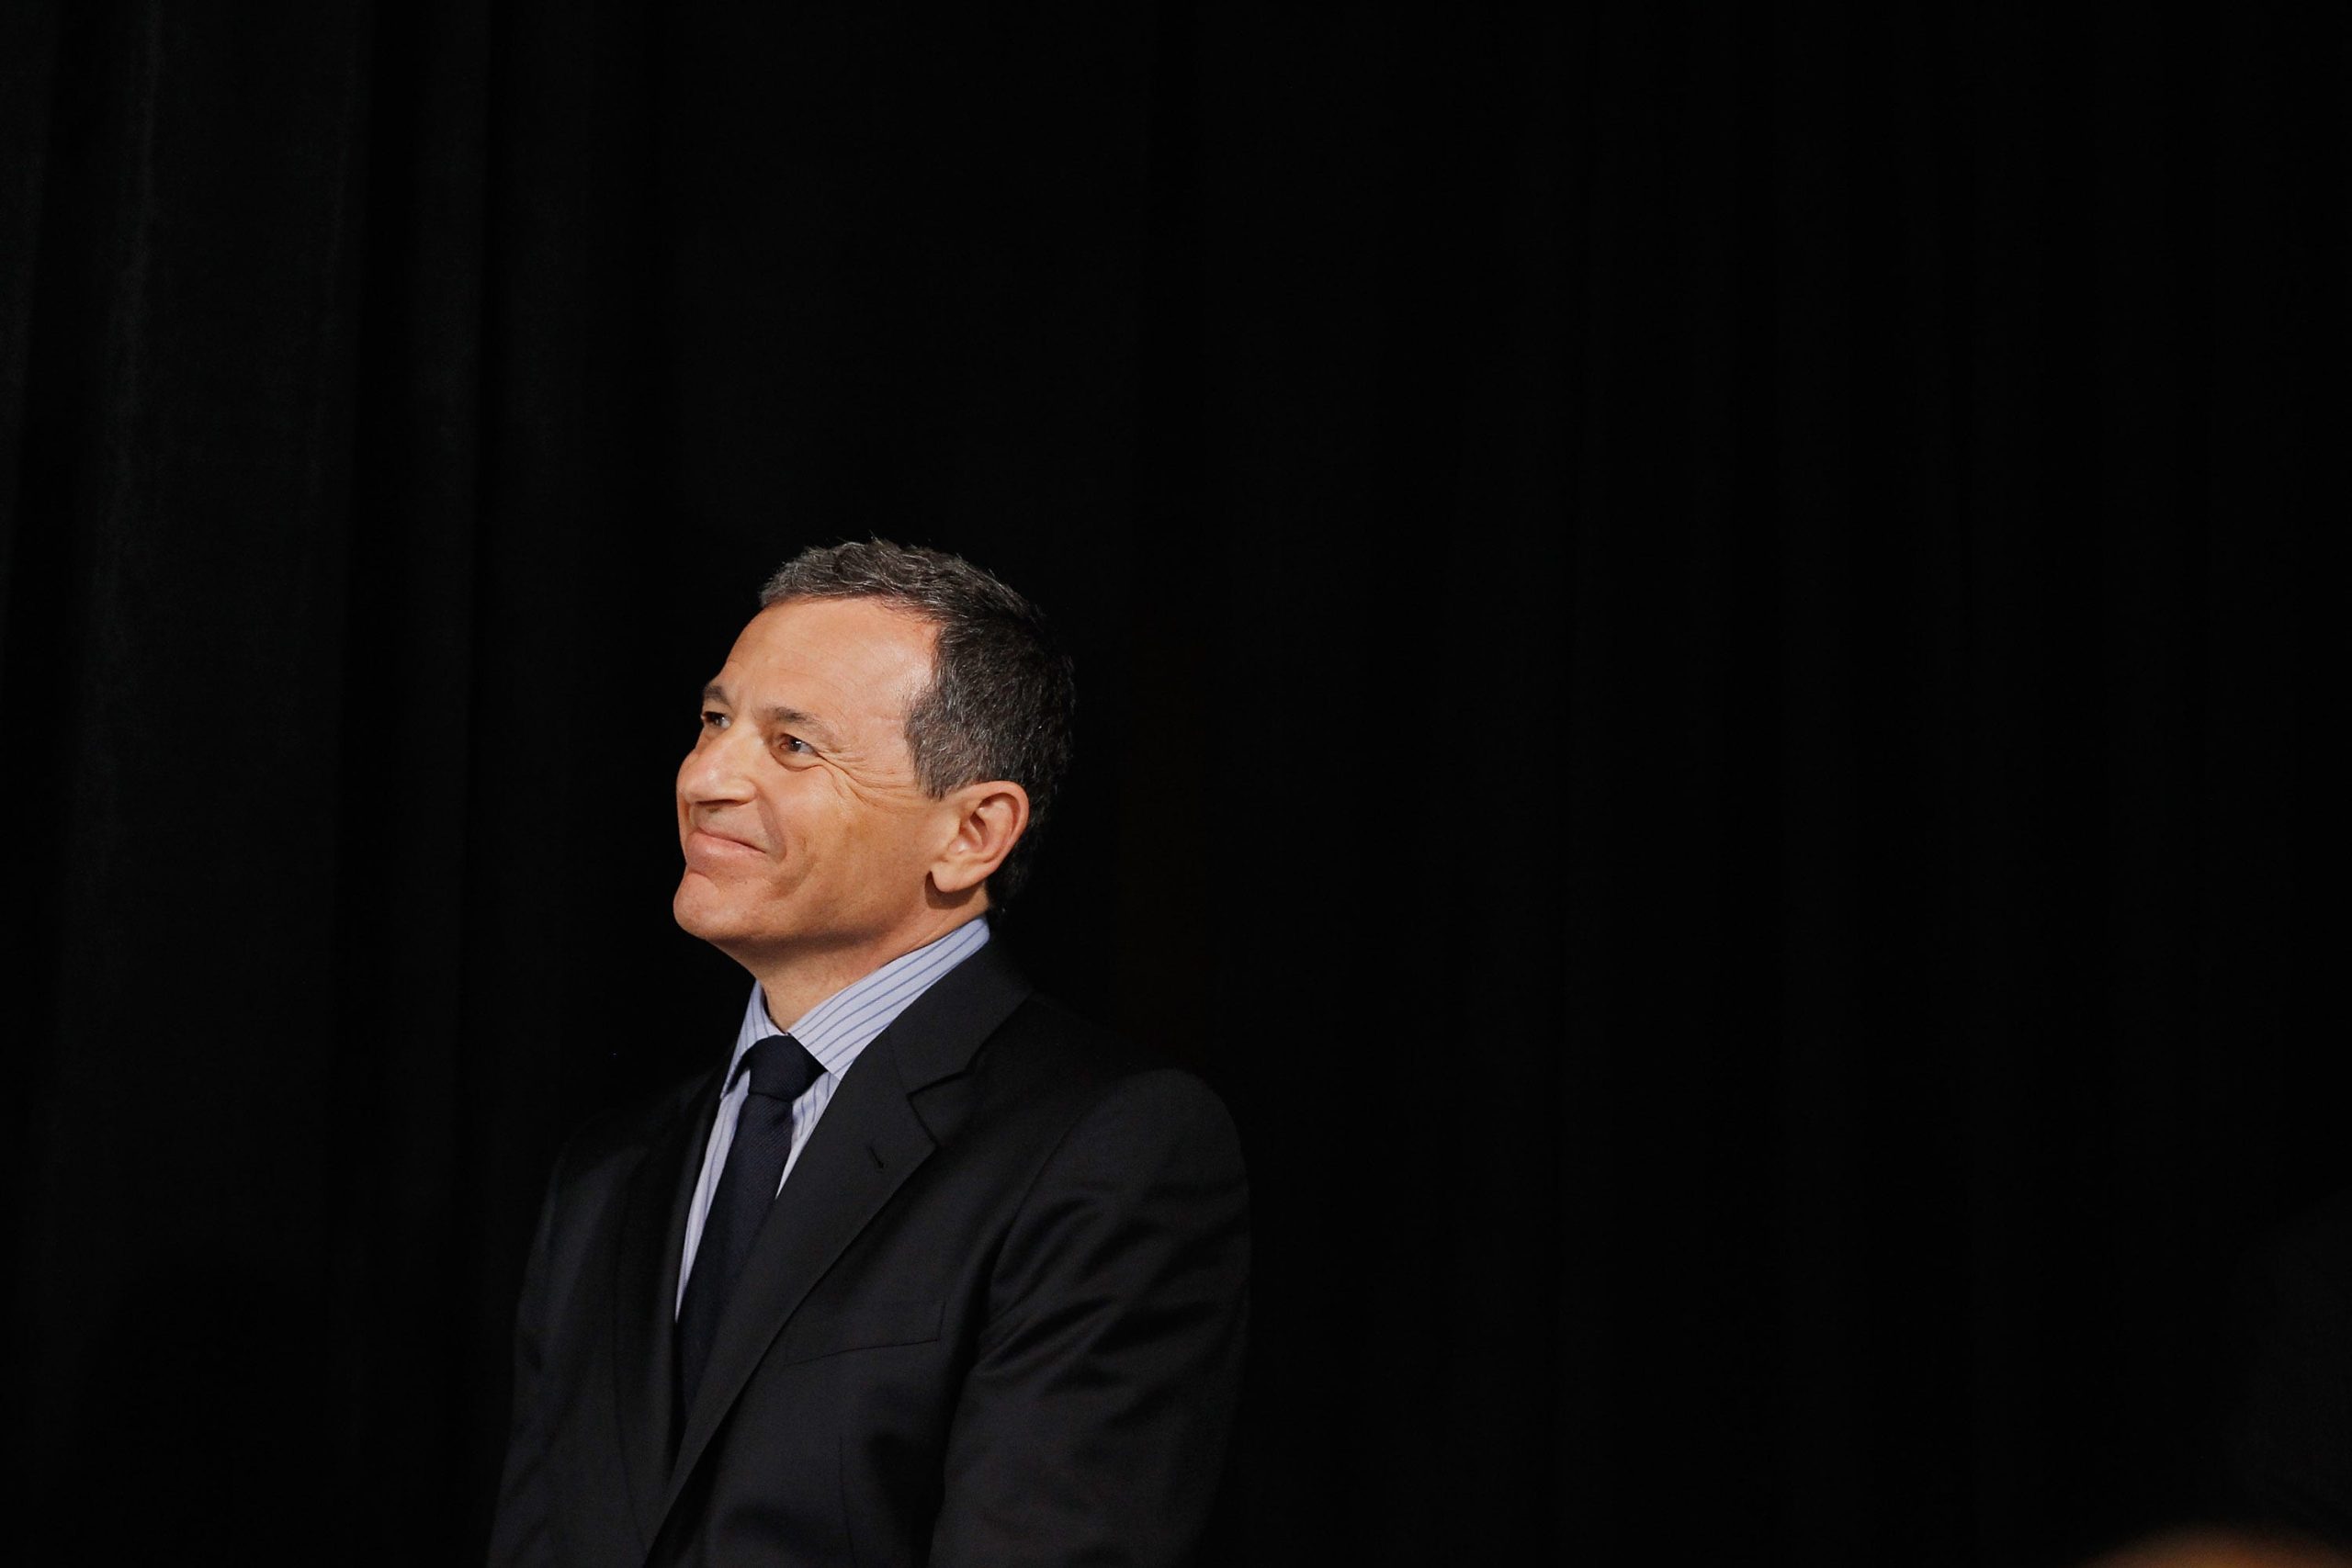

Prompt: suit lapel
xmin=656 ymin=940 xmax=1035 ymax=1523
xmin=611 ymin=1067 xmax=722 ymax=1550
xmin=660 ymin=1031 xmax=936 ymax=1513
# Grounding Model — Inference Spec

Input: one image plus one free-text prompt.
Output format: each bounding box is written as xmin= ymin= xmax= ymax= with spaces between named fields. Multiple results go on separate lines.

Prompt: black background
xmin=2 ymin=4 xmax=2341 ymax=1563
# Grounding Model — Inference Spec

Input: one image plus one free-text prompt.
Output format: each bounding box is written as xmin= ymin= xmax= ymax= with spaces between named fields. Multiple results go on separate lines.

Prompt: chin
xmin=673 ymin=877 xmax=733 ymax=942
xmin=674 ymin=879 xmax=802 ymax=957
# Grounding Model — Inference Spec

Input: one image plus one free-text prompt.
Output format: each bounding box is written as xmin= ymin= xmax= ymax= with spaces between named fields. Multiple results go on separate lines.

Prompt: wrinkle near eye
xmin=826 ymin=754 xmax=923 ymax=810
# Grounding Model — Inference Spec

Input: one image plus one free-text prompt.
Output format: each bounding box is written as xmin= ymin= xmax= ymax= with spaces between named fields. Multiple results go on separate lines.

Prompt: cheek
xmin=812 ymin=801 xmax=910 ymax=868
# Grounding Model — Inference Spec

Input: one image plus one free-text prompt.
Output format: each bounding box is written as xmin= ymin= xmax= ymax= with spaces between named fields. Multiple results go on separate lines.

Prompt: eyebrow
xmin=701 ymin=682 xmax=842 ymax=750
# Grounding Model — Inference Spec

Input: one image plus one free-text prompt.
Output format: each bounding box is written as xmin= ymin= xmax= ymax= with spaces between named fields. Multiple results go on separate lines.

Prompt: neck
xmin=743 ymin=913 xmax=981 ymax=1032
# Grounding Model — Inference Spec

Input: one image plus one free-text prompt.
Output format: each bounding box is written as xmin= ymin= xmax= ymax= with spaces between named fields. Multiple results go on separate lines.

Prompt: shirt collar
xmin=729 ymin=917 xmax=991 ymax=1087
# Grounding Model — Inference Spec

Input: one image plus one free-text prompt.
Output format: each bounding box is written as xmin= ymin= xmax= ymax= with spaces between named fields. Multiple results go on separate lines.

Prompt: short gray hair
xmin=758 ymin=540 xmax=1075 ymax=904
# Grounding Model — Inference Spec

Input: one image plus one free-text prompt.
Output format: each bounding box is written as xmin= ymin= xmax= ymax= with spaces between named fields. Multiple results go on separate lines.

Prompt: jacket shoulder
xmin=547 ymin=1069 xmax=713 ymax=1195
xmin=977 ymin=992 xmax=1194 ymax=1095
xmin=945 ymin=991 xmax=1240 ymax=1165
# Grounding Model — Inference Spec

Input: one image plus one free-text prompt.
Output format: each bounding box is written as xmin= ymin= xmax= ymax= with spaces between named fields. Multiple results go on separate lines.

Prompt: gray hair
xmin=758 ymin=540 xmax=1075 ymax=904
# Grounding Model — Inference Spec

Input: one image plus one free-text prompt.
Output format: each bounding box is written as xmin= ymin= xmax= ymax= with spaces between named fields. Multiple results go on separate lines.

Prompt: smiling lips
xmin=684 ymin=827 xmax=768 ymax=870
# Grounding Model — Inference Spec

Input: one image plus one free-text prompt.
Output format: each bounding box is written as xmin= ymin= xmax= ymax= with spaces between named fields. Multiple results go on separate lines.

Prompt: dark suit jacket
xmin=486 ymin=942 xmax=1249 ymax=1567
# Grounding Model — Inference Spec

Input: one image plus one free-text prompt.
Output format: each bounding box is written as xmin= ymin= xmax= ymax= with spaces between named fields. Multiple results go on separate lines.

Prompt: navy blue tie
xmin=676 ymin=1033 xmax=823 ymax=1417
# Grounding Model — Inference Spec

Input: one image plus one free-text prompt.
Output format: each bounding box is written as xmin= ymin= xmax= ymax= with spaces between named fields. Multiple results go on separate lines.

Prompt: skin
xmin=673 ymin=595 xmax=1031 ymax=1030
xmin=2086 ymin=1533 xmax=2349 ymax=1568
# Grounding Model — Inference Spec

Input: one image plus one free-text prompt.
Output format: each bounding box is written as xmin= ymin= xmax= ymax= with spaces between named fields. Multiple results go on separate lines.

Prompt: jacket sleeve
xmin=929 ymin=1067 xmax=1251 ymax=1568
xmin=485 ymin=1165 xmax=562 ymax=1568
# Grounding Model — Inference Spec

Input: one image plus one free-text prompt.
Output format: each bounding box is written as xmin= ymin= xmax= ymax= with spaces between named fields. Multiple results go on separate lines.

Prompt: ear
xmin=928 ymin=780 xmax=1032 ymax=898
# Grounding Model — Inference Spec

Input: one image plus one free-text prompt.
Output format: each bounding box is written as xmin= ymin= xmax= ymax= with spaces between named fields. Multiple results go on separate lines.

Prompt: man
xmin=488 ymin=541 xmax=1249 ymax=1567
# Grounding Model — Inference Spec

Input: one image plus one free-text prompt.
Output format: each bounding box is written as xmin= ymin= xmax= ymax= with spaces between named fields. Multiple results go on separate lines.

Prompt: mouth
xmin=684 ymin=828 xmax=767 ymax=865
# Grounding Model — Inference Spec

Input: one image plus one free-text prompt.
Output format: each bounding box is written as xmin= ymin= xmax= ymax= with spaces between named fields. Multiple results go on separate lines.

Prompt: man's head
xmin=673 ymin=541 xmax=1073 ymax=977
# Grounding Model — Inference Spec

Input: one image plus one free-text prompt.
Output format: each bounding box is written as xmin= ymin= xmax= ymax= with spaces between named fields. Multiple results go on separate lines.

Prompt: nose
xmin=677 ymin=720 xmax=759 ymax=807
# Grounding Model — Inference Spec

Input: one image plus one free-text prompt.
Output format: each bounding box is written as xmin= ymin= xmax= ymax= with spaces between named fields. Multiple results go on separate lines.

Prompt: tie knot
xmin=740 ymin=1033 xmax=822 ymax=1103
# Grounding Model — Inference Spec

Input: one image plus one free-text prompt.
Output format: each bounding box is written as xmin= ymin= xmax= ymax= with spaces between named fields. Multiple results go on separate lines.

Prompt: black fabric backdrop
xmin=1 ymin=4 xmax=2340 ymax=1563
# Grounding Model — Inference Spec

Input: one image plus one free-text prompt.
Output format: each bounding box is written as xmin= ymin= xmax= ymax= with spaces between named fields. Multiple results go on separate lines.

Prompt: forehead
xmin=715 ymin=596 xmax=937 ymax=728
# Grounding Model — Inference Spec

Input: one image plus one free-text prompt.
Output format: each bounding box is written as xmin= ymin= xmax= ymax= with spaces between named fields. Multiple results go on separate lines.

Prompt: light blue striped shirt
xmin=675 ymin=916 xmax=991 ymax=1314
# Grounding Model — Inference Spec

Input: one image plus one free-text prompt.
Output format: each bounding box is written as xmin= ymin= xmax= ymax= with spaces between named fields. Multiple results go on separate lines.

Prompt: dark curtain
xmin=2 ymin=4 xmax=2339 ymax=1563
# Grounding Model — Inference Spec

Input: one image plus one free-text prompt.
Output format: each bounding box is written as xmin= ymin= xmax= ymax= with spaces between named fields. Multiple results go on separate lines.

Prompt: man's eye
xmin=780 ymin=736 xmax=814 ymax=756
xmin=700 ymin=710 xmax=729 ymax=730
